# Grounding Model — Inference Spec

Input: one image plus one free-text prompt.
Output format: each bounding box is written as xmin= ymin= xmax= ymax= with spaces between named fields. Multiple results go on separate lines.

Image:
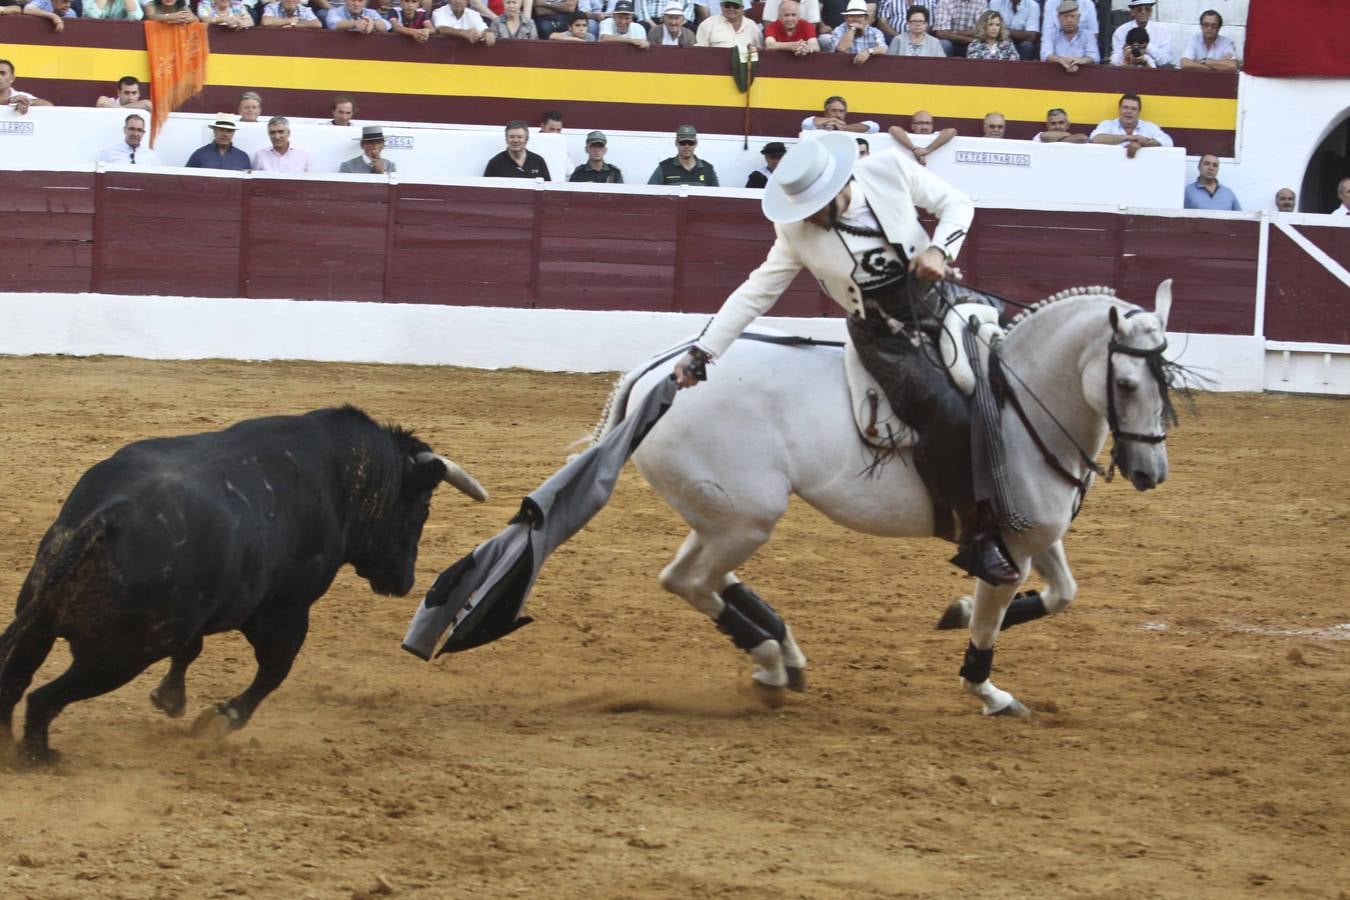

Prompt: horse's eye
xmin=1115 ymin=378 xmax=1138 ymax=394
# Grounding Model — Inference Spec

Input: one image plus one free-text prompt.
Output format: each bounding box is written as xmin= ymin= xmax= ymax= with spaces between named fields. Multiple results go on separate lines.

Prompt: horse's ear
xmin=1109 ymin=305 xmax=1122 ymax=335
xmin=1153 ymin=278 xmax=1173 ymax=332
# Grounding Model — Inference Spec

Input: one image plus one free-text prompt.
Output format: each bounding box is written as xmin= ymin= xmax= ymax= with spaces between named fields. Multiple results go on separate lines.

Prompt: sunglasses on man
xmin=677 ymin=139 xmax=697 ymax=146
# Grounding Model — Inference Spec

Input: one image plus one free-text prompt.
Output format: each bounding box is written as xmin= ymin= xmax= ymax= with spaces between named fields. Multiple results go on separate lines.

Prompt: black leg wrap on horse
xmin=959 ymin=641 xmax=994 ymax=684
xmin=720 ymin=583 xmax=786 ymax=643
xmin=1000 ymin=590 xmax=1048 ymax=630
xmin=715 ymin=603 xmax=774 ymax=652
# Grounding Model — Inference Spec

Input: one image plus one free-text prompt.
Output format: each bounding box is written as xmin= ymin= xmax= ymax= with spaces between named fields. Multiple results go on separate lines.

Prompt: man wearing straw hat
xmin=185 ymin=115 xmax=251 ymax=170
xmin=670 ymin=132 xmax=1020 ymax=585
xmin=340 ymin=125 xmax=398 ymax=174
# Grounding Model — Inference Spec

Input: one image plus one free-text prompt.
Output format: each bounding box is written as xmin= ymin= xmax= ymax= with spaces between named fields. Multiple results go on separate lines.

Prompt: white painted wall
xmin=0 ymin=290 xmax=1273 ymax=392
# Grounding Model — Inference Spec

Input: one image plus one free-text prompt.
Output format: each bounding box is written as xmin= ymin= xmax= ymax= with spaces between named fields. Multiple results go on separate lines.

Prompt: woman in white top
xmin=887 ymin=4 xmax=945 ymax=57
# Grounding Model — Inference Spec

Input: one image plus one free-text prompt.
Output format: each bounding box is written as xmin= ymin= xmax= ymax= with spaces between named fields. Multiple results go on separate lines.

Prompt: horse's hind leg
xmin=660 ymin=530 xmax=791 ymax=694
xmin=150 ymin=634 xmax=203 ymax=719
xmin=720 ymin=579 xmax=808 ymax=692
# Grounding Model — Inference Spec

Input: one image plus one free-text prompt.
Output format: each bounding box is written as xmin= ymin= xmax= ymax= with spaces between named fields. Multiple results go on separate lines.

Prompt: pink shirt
xmin=252 ymin=145 xmax=313 ymax=173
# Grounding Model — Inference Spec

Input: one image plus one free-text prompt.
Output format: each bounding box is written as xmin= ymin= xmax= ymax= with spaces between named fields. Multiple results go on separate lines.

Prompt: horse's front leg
xmin=937 ymin=538 xmax=1078 ymax=631
xmin=960 ymin=573 xmax=1032 ymax=718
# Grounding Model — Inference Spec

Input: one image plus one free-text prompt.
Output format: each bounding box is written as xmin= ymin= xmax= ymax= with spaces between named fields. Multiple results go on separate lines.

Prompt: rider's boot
xmin=951 ymin=502 xmax=1020 ymax=585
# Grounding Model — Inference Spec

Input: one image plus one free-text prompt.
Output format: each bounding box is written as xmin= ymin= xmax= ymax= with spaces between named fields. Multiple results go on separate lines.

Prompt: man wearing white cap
xmin=671 ymin=132 xmax=1021 ymax=586
xmin=185 ymin=115 xmax=251 ymax=171
xmin=647 ymin=1 xmax=694 ymax=45
xmin=829 ymin=0 xmax=887 ymax=64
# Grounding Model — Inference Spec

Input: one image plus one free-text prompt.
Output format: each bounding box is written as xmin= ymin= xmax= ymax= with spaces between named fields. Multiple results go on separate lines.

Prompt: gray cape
xmin=403 ymin=375 xmax=677 ymax=659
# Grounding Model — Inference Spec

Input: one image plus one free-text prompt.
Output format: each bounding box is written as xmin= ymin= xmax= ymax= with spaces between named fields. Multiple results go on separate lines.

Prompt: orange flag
xmin=145 ymin=21 xmax=210 ymax=148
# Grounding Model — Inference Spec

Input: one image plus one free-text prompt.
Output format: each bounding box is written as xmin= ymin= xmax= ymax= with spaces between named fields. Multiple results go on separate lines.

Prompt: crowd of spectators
xmin=5 ymin=0 xmax=1245 ymax=70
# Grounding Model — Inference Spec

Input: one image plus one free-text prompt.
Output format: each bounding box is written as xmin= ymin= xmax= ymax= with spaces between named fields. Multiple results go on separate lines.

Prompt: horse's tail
xmin=582 ymin=339 xmax=698 ymax=449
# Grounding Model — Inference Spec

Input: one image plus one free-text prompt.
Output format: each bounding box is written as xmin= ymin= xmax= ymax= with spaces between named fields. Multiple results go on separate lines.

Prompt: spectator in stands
xmin=340 ymin=125 xmax=397 ymax=173
xmin=484 ymin=119 xmax=551 ymax=178
xmin=988 ymin=0 xmax=1037 ymax=60
xmin=627 ymin=0 xmax=683 ymax=33
xmin=252 ymin=116 xmax=313 ymax=172
xmin=85 ymin=0 xmax=144 ymax=18
xmin=548 ymin=10 xmax=593 ymax=39
xmin=981 ymin=112 xmax=1006 ymax=137
xmin=1090 ymin=92 xmax=1172 ymax=158
xmin=435 ymin=0 xmax=495 ymax=41
xmin=746 ymin=140 xmax=785 ymax=188
xmin=0 ymin=60 xmax=51 ymax=115
xmin=1183 ymin=153 xmax=1240 ymax=211
xmin=1111 ymin=25 xmax=1156 ymax=67
xmin=649 ymin=124 xmax=719 ymax=186
xmin=696 ymin=0 xmax=762 ymax=50
xmin=492 ymin=0 xmax=535 ymax=38
xmin=389 ymin=0 xmax=433 ymax=38
xmin=1179 ymin=9 xmax=1237 ymax=72
xmin=23 ymin=0 xmax=77 ymax=29
xmin=830 ymin=0 xmax=886 ymax=65
xmin=856 ymin=137 xmax=869 ymax=156
xmin=802 ymin=95 xmax=879 ymax=134
xmin=143 ymin=0 xmax=199 ymax=22
xmin=237 ymin=91 xmax=262 ymax=122
xmin=599 ymin=0 xmax=649 ymax=46
xmin=966 ymin=9 xmax=1018 ymax=60
xmin=329 ymin=0 xmax=389 ymax=30
xmin=186 ymin=115 xmax=251 ymax=170
xmin=818 ymin=0 xmax=848 ymax=31
xmin=888 ymin=5 xmax=945 ymax=57
xmin=648 ymin=1 xmax=694 ymax=46
xmin=889 ymin=114 xmax=955 ymax=165
xmin=1332 ymin=178 xmax=1350 ymax=217
xmin=534 ymin=0 xmax=575 ymax=37
xmin=1033 ymin=107 xmax=1086 ymax=143
xmin=764 ymin=0 xmax=819 ymax=55
xmin=1111 ymin=0 xmax=1169 ymax=68
xmin=0 ymin=1 xmax=20 ymax=16
xmin=1039 ymin=0 xmax=1092 ymax=51
xmin=539 ymin=111 xmax=563 ymax=132
xmin=1274 ymin=188 xmax=1296 ymax=213
xmin=98 ymin=114 xmax=162 ymax=165
xmin=872 ymin=0 xmax=905 ymax=41
xmin=262 ymin=0 xmax=321 ymax=26
xmin=198 ymin=0 xmax=252 ymax=25
xmin=930 ymin=0 xmax=987 ymax=58
xmin=97 ymin=77 xmax=154 ymax=113
xmin=327 ymin=96 xmax=356 ymax=125
xmin=763 ymin=0 xmax=820 ymax=28
xmin=1040 ymin=0 xmax=1096 ymax=71
xmin=569 ymin=130 xmax=623 ymax=183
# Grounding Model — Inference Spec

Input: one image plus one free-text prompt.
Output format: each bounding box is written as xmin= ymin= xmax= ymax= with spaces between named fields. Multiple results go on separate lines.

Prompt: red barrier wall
xmin=7 ymin=169 xmax=1340 ymax=342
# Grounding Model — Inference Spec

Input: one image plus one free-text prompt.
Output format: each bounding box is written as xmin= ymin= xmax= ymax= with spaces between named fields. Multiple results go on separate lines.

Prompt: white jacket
xmin=697 ymin=147 xmax=974 ymax=358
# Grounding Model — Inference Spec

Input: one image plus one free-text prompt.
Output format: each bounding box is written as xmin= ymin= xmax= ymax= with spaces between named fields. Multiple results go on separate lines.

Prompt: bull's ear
xmin=407 ymin=454 xmax=448 ymax=492
xmin=413 ymin=451 xmax=489 ymax=502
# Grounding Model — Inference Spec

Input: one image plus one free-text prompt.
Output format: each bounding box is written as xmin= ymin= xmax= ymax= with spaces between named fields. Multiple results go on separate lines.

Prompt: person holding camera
xmin=1110 ymin=0 xmax=1171 ymax=67
xmin=829 ymin=0 xmax=887 ymax=65
xmin=1110 ymin=25 xmax=1155 ymax=67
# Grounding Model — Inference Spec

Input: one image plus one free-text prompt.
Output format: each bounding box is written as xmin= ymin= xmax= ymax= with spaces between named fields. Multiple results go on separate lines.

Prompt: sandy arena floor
xmin=0 ymin=356 xmax=1347 ymax=899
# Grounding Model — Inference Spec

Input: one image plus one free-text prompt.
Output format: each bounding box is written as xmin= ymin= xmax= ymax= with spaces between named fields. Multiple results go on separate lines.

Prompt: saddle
xmin=847 ymin=302 xmax=1003 ymax=449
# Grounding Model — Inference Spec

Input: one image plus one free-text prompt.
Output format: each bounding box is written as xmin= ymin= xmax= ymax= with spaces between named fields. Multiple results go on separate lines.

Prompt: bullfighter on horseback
xmin=671 ymin=131 xmax=1020 ymax=586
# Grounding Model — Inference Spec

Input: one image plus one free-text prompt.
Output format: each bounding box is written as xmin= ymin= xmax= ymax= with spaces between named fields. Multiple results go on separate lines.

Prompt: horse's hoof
xmin=751 ymin=681 xmax=788 ymax=709
xmin=935 ymin=596 xmax=973 ymax=630
xmin=989 ymin=699 xmax=1032 ymax=719
xmin=190 ymin=704 xmax=242 ymax=741
xmin=150 ymin=687 xmax=186 ymax=719
xmin=785 ymin=666 xmax=808 ymax=693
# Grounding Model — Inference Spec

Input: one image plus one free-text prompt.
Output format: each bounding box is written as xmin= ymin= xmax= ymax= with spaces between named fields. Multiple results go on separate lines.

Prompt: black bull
xmin=0 ymin=406 xmax=486 ymax=765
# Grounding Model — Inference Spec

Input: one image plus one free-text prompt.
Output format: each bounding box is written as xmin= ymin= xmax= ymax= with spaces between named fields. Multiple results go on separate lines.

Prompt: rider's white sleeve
xmin=697 ymin=232 xmax=805 ymax=359
xmin=897 ymin=151 xmax=974 ymax=261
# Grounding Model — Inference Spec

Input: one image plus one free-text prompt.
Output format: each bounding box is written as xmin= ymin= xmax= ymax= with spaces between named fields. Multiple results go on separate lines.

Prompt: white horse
xmin=593 ymin=282 xmax=1180 ymax=717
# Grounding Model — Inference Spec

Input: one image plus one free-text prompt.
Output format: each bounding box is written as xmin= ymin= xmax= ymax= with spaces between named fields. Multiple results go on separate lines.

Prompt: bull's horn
xmin=415 ymin=452 xmax=488 ymax=502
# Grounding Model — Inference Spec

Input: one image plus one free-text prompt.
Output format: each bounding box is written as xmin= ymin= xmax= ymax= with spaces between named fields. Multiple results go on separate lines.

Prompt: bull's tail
xmin=0 ymin=502 xmax=124 ymax=681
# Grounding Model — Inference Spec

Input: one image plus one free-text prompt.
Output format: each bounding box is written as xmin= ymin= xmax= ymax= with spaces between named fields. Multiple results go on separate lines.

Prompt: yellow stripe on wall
xmin=14 ymin=44 xmax=1236 ymax=131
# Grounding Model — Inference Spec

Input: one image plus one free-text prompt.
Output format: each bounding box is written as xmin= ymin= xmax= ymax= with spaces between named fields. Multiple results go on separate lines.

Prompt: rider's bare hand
xmin=673 ymin=352 xmax=701 ymax=389
xmin=908 ymin=245 xmax=949 ymax=282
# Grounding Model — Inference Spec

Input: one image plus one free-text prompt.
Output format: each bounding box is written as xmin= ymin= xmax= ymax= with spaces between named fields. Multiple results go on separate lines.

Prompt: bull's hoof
xmin=989 ymin=699 xmax=1032 ymax=719
xmin=150 ymin=687 xmax=187 ymax=719
xmin=190 ymin=704 xmax=243 ymax=741
xmin=785 ymin=666 xmax=808 ymax=693
xmin=751 ymin=681 xmax=787 ymax=709
xmin=15 ymin=742 xmax=61 ymax=769
xmin=935 ymin=596 xmax=973 ymax=630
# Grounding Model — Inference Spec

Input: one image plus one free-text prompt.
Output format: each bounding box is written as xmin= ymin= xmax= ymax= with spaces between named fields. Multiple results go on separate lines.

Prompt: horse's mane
xmin=1003 ymin=284 xmax=1124 ymax=339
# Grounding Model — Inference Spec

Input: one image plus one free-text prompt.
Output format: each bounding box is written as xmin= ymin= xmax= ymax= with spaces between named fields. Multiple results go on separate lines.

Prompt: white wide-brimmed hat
xmin=762 ymin=131 xmax=859 ymax=224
